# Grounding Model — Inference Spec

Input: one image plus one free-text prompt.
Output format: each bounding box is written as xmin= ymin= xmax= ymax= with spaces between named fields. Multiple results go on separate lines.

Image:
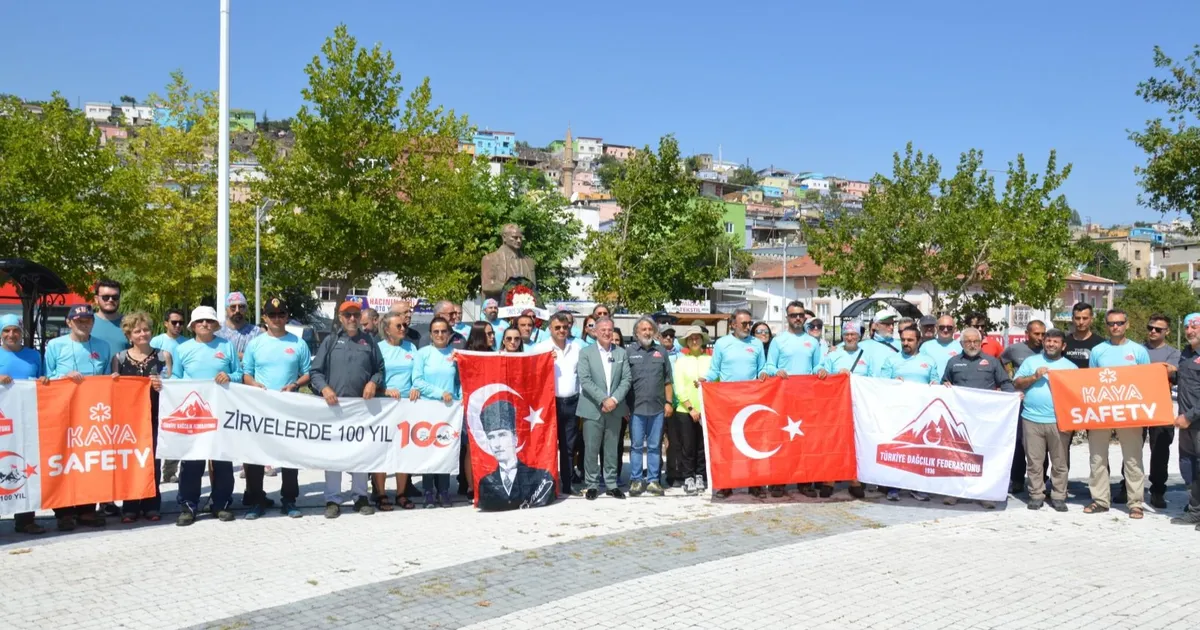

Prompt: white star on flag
xmin=524 ymin=407 xmax=545 ymax=430
xmin=782 ymin=417 xmax=804 ymax=441
xmin=1098 ymin=369 xmax=1117 ymax=384
xmin=89 ymin=403 xmax=112 ymax=423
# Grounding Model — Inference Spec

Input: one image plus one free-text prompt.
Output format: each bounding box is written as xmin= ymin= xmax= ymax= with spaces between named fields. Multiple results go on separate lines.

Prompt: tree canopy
xmin=1130 ymin=45 xmax=1200 ymax=225
xmin=728 ymin=165 xmax=758 ymax=187
xmin=1114 ymin=277 xmax=1200 ymax=343
xmin=1075 ymin=236 xmax=1131 ymax=282
xmin=581 ymin=135 xmax=750 ymax=311
xmin=806 ymin=143 xmax=1077 ymax=315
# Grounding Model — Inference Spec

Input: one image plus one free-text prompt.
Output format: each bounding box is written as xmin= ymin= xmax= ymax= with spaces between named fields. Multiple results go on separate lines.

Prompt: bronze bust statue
xmin=481 ymin=223 xmax=537 ymax=302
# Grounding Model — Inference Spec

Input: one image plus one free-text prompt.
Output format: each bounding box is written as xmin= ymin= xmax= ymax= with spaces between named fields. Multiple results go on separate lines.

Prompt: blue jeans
xmin=178 ymin=460 xmax=233 ymax=511
xmin=629 ymin=412 xmax=665 ymax=483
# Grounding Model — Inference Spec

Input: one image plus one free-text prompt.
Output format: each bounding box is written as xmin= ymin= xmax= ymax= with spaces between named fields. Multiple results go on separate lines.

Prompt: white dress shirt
xmin=551 ymin=338 xmax=581 ymax=397
xmin=597 ymin=343 xmax=614 ymax=394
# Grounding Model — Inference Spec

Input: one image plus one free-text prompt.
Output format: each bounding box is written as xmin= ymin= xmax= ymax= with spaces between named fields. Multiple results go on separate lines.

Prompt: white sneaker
xmin=264 ymin=466 xmax=278 ymax=477
xmin=694 ymin=476 xmax=707 ymax=491
xmin=684 ymin=477 xmax=698 ymax=495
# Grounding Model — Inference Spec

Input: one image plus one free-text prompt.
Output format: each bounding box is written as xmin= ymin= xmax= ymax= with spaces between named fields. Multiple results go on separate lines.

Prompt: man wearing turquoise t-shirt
xmin=761 ymin=301 xmax=822 ymax=379
xmin=0 ymin=315 xmax=45 ymax=535
xmin=1085 ymin=309 xmax=1150 ymax=517
xmin=880 ymin=327 xmax=938 ymax=384
xmin=90 ymin=278 xmax=129 ymax=354
xmin=701 ymin=309 xmax=766 ymax=499
xmin=242 ymin=297 xmax=311 ymax=519
xmin=1013 ymin=329 xmax=1076 ymax=512
xmin=920 ymin=315 xmax=963 ymax=378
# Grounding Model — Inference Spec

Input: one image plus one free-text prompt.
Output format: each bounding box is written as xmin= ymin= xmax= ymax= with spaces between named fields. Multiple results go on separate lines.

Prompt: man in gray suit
xmin=577 ymin=317 xmax=632 ymax=500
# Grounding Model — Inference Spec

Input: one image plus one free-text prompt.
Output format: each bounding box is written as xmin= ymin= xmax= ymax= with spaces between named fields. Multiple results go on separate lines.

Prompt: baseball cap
xmin=226 ymin=291 xmax=248 ymax=307
xmin=659 ymin=326 xmax=677 ymax=337
xmin=806 ymin=318 xmax=824 ymax=330
xmin=918 ymin=315 xmax=936 ymax=327
xmin=264 ymin=296 xmax=287 ymax=315
xmin=0 ymin=313 xmax=23 ymax=332
xmin=187 ymin=306 xmax=220 ymax=329
xmin=873 ymin=308 xmax=898 ymax=323
xmin=338 ymin=300 xmax=362 ymax=314
xmin=67 ymin=305 xmax=95 ymax=320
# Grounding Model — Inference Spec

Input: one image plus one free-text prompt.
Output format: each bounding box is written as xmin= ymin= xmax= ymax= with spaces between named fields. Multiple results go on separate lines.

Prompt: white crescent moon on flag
xmin=465 ymin=383 xmax=522 ymax=453
xmin=730 ymin=404 xmax=781 ymax=460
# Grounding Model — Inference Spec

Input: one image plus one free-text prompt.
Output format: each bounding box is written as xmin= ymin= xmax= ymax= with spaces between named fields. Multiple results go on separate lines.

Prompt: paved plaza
xmin=4 ymin=442 xmax=1199 ymax=630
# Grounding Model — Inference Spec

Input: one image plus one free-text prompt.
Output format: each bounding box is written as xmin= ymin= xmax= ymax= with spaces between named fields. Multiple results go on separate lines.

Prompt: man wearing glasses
xmin=91 ymin=278 xmax=129 ymax=354
xmin=215 ymin=291 xmax=262 ymax=362
xmin=151 ymin=308 xmax=188 ymax=484
xmin=546 ymin=312 xmax=583 ymax=497
xmin=920 ymin=315 xmax=963 ymax=378
xmin=1144 ymin=313 xmax=1180 ymax=509
xmin=1084 ymin=309 xmax=1150 ymax=519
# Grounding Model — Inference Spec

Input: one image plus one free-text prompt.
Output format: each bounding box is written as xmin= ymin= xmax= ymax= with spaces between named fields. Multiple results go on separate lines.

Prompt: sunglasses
xmin=431 ymin=329 xmax=449 ymax=335
xmin=1147 ymin=325 xmax=1167 ymax=333
xmin=97 ymin=294 xmax=120 ymax=302
xmin=504 ymin=335 xmax=521 ymax=341
xmin=551 ymin=325 xmax=569 ymax=331
xmin=937 ymin=326 xmax=954 ymax=332
xmin=1106 ymin=321 xmax=1127 ymax=327
xmin=787 ymin=313 xmax=805 ymax=319
xmin=167 ymin=320 xmax=184 ymax=326
xmin=196 ymin=320 xmax=217 ymax=326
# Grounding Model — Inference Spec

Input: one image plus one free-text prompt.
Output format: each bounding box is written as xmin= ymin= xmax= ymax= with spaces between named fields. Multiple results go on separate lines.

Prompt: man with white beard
xmin=624 ymin=317 xmax=674 ymax=497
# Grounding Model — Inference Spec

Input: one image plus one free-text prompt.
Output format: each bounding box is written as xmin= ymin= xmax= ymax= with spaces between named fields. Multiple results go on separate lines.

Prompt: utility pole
xmin=216 ymin=0 xmax=232 ymax=309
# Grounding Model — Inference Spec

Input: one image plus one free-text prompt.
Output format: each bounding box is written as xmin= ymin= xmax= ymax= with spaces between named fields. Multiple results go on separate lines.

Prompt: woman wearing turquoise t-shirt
xmin=412 ymin=317 xmax=461 ymax=508
xmin=373 ymin=312 xmax=420 ymax=510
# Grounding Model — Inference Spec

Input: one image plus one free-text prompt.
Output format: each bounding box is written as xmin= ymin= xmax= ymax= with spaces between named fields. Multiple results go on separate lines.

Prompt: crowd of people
xmin=3 ymin=281 xmax=1200 ymax=536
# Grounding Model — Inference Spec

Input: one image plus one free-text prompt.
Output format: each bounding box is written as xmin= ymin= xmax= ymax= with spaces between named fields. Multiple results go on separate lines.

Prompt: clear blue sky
xmin=3 ymin=0 xmax=1197 ymax=225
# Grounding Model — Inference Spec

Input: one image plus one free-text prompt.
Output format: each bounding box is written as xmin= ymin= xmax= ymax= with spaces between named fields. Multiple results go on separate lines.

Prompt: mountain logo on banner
xmin=876 ymin=398 xmax=983 ymax=477
xmin=0 ymin=450 xmax=36 ymax=496
xmin=0 ymin=410 xmax=12 ymax=437
xmin=161 ymin=391 xmax=219 ymax=435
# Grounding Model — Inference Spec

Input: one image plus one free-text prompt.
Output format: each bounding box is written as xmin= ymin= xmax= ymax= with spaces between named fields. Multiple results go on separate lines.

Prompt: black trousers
xmin=243 ymin=464 xmax=299 ymax=505
xmin=123 ymin=457 xmax=162 ymax=514
xmin=1147 ymin=426 xmax=1175 ymax=495
xmin=1011 ymin=423 xmax=1027 ymax=486
xmin=556 ymin=395 xmax=579 ymax=494
xmin=669 ymin=412 xmax=706 ymax=479
xmin=53 ymin=504 xmax=96 ymax=519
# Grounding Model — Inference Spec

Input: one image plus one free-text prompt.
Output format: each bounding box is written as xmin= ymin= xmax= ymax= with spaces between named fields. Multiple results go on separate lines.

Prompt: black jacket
xmin=477 ymin=462 xmax=555 ymax=511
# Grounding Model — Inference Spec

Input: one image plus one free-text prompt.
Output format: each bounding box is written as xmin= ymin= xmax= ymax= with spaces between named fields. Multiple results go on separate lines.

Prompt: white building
xmin=120 ymin=104 xmax=155 ymax=124
xmin=797 ymin=178 xmax=829 ymax=191
xmin=576 ymin=137 xmax=603 ymax=163
xmin=566 ymin=204 xmax=600 ymax=300
xmin=84 ymin=102 xmax=114 ymax=121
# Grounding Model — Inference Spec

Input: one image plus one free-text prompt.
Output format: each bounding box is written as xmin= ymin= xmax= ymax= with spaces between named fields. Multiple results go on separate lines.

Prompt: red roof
xmin=750 ymin=255 xmax=825 ymax=279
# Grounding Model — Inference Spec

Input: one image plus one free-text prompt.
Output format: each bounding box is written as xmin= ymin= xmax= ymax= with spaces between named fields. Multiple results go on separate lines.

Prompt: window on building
xmin=1134 ymin=250 xmax=1142 ymax=261
xmin=724 ymin=222 xmax=734 ymax=234
xmin=1135 ymin=267 xmax=1142 ymax=278
xmin=816 ymin=303 xmax=830 ymax=321
xmin=316 ymin=286 xmax=338 ymax=301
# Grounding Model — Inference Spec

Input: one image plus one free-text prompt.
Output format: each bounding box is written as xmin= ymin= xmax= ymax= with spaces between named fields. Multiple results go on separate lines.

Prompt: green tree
xmin=1069 ymin=208 xmax=1083 ymax=226
xmin=0 ymin=94 xmax=147 ymax=294
xmin=115 ymin=71 xmax=262 ymax=314
xmin=807 ymin=143 xmax=1076 ymax=315
xmin=120 ymin=95 xmax=137 ymax=106
xmin=256 ymin=24 xmax=479 ymax=301
xmin=1130 ymin=45 xmax=1200 ymax=224
xmin=581 ymin=135 xmax=750 ymax=311
xmin=683 ymin=155 xmax=702 ymax=173
xmin=595 ymin=153 xmax=626 ymax=190
xmin=1115 ymin=277 xmax=1200 ymax=343
xmin=1076 ymin=236 xmax=1131 ymax=281
xmin=728 ymin=165 xmax=758 ymax=187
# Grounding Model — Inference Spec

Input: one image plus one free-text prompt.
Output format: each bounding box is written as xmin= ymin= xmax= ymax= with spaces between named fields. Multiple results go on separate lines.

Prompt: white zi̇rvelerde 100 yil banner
xmin=158 ymin=381 xmax=463 ymax=474
xmin=851 ymin=375 xmax=1021 ymax=501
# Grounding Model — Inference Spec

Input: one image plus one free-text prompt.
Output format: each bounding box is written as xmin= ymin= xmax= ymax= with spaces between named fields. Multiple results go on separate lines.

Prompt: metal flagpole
xmin=216 ymin=0 xmax=231 ymax=309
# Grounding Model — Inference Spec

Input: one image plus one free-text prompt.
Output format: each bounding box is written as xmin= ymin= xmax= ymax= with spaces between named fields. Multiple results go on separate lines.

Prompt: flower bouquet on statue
xmin=501 ymin=277 xmax=541 ymax=310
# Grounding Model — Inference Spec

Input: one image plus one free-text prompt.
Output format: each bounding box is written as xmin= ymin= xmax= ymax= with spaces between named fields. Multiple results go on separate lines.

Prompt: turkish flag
xmin=701 ymin=374 xmax=855 ymax=489
xmin=457 ymin=349 xmax=559 ymax=510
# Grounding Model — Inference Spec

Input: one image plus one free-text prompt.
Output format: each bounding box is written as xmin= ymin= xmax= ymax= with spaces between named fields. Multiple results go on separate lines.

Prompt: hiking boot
xmin=354 ymin=496 xmax=375 ymax=515
xmin=1048 ymin=499 xmax=1068 ymax=512
xmin=1150 ymin=492 xmax=1167 ymax=509
xmin=943 ymin=496 xmax=959 ymax=506
xmin=102 ymin=502 xmax=121 ymax=517
xmin=1009 ymin=480 xmax=1025 ymax=495
xmin=437 ymin=491 xmax=452 ymax=508
xmin=768 ymin=485 xmax=785 ymax=498
xmin=215 ymin=508 xmax=235 ymax=522
xmin=56 ymin=516 xmax=77 ymax=532
xmin=324 ymin=502 xmax=341 ymax=519
xmin=281 ymin=502 xmax=302 ymax=518
xmin=910 ymin=491 xmax=930 ymax=502
xmin=799 ymin=484 xmax=819 ymax=498
xmin=849 ymin=485 xmax=866 ymax=499
xmin=423 ymin=490 xmax=437 ymax=509
xmin=646 ymin=482 xmax=664 ymax=496
xmin=1027 ymin=499 xmax=1044 ymax=510
xmin=245 ymin=504 xmax=265 ymax=520
xmin=176 ymin=507 xmax=195 ymax=527
xmin=714 ymin=489 xmax=732 ymax=499
xmin=684 ymin=477 xmax=698 ymax=495
xmin=818 ymin=484 xmax=834 ymax=498
xmin=629 ymin=480 xmax=645 ymax=497
xmin=886 ymin=489 xmax=900 ymax=502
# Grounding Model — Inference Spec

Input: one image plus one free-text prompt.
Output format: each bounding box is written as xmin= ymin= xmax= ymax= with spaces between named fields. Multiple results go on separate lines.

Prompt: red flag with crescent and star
xmin=457 ymin=349 xmax=559 ymax=510
xmin=701 ymin=374 xmax=854 ymax=489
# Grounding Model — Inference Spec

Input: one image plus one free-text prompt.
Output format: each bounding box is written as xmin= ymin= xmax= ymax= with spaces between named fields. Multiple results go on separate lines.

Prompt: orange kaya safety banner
xmin=1047 ymin=364 xmax=1174 ymax=432
xmin=36 ymin=376 xmax=156 ymax=509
